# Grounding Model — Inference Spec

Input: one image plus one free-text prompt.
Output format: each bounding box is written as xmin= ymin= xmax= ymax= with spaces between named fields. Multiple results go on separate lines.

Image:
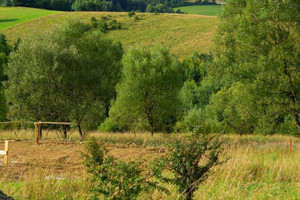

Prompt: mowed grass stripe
xmin=0 ymin=10 xmax=219 ymax=58
xmin=176 ymin=5 xmax=222 ymax=16
xmin=0 ymin=7 xmax=60 ymax=30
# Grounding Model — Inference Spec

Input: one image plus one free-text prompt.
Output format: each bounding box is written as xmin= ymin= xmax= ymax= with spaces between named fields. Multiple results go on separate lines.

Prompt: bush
xmin=98 ymin=19 xmax=108 ymax=33
xmin=83 ymin=137 xmax=161 ymax=200
xmin=156 ymin=130 xmax=223 ymax=200
xmin=109 ymin=20 xmax=122 ymax=30
xmin=98 ymin=118 xmax=118 ymax=132
xmin=277 ymin=115 xmax=299 ymax=136
xmin=128 ymin=10 xmax=135 ymax=17
xmin=90 ymin=16 xmax=98 ymax=28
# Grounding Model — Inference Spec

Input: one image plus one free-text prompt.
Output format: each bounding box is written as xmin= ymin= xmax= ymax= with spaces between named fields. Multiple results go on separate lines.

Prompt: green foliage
xmin=109 ymin=45 xmax=183 ymax=135
xmin=98 ymin=118 xmax=118 ymax=132
xmin=72 ymin=0 xmax=112 ymax=11
xmin=128 ymin=10 xmax=135 ymax=17
xmin=90 ymin=16 xmax=121 ymax=33
xmin=83 ymin=137 xmax=159 ymax=200
xmin=210 ymin=0 xmax=300 ymax=135
xmin=109 ymin=20 xmax=122 ymax=30
xmin=6 ymin=21 xmax=123 ymax=137
xmin=277 ymin=115 xmax=299 ymax=136
xmin=206 ymin=83 xmax=256 ymax=134
xmin=0 ymin=33 xmax=11 ymax=121
xmin=145 ymin=3 xmax=175 ymax=13
xmin=168 ymin=133 xmax=222 ymax=200
xmin=155 ymin=130 xmax=222 ymax=200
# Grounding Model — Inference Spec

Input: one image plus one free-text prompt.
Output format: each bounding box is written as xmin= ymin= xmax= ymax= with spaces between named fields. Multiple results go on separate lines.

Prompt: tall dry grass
xmin=0 ymin=131 xmax=299 ymax=199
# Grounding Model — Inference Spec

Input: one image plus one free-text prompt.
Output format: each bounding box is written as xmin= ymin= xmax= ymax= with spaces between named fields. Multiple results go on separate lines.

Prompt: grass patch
xmin=0 ymin=10 xmax=218 ymax=59
xmin=0 ymin=7 xmax=60 ymax=30
xmin=0 ymin=132 xmax=299 ymax=199
xmin=176 ymin=5 xmax=222 ymax=16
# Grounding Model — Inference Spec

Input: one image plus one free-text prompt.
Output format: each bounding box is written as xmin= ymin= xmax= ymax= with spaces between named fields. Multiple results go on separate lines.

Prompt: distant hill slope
xmin=0 ymin=7 xmax=60 ymax=30
xmin=0 ymin=8 xmax=219 ymax=59
xmin=175 ymin=5 xmax=222 ymax=16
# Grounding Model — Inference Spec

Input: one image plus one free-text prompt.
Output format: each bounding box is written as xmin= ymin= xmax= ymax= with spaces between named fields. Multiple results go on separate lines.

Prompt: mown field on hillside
xmin=176 ymin=5 xmax=222 ymax=16
xmin=0 ymin=131 xmax=299 ymax=200
xmin=0 ymin=7 xmax=60 ymax=30
xmin=0 ymin=7 xmax=218 ymax=58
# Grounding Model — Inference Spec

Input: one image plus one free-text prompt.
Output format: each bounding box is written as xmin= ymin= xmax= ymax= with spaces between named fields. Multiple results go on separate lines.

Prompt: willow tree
xmin=110 ymin=45 xmax=182 ymax=135
xmin=6 ymin=21 xmax=123 ymax=138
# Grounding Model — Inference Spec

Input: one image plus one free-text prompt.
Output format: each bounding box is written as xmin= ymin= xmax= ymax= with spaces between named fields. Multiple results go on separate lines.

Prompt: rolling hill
xmin=0 ymin=7 xmax=60 ymax=30
xmin=175 ymin=5 xmax=222 ymax=16
xmin=0 ymin=7 xmax=219 ymax=59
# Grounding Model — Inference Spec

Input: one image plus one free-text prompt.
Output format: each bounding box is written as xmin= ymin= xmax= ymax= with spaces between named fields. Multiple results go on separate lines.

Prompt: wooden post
xmin=289 ymin=139 xmax=292 ymax=158
xmin=3 ymin=140 xmax=8 ymax=166
xmin=35 ymin=122 xmax=39 ymax=145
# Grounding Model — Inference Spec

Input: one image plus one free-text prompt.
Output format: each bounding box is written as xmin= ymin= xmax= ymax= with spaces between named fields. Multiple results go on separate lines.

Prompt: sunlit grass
xmin=175 ymin=5 xmax=222 ymax=16
xmin=0 ymin=7 xmax=60 ymax=30
xmin=0 ymin=9 xmax=218 ymax=59
xmin=0 ymin=131 xmax=299 ymax=199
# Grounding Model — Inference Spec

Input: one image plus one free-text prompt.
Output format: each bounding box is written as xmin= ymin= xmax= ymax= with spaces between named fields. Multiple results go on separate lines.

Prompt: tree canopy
xmin=108 ymin=45 xmax=182 ymax=135
xmin=209 ymin=0 xmax=300 ymax=135
xmin=6 ymin=21 xmax=123 ymax=137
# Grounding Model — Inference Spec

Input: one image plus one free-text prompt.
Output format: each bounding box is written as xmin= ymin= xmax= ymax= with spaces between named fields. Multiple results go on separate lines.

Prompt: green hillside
xmin=0 ymin=8 xmax=219 ymax=58
xmin=176 ymin=5 xmax=222 ymax=16
xmin=0 ymin=7 xmax=60 ymax=30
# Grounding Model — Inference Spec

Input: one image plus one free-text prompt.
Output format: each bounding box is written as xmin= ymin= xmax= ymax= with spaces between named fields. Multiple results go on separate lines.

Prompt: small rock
xmin=0 ymin=190 xmax=14 ymax=200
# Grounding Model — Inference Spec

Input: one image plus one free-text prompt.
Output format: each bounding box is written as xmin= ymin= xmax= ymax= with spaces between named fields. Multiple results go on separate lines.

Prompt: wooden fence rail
xmin=0 ymin=141 xmax=9 ymax=166
xmin=34 ymin=122 xmax=71 ymax=144
xmin=1 ymin=121 xmax=71 ymax=145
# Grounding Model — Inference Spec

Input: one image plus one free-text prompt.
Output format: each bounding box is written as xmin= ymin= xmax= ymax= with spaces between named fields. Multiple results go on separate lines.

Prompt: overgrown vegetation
xmin=107 ymin=45 xmax=182 ymax=135
xmin=1 ymin=0 xmax=299 ymax=136
xmin=82 ymin=137 xmax=162 ymax=200
xmin=5 ymin=21 xmax=123 ymax=137
xmin=154 ymin=130 xmax=222 ymax=200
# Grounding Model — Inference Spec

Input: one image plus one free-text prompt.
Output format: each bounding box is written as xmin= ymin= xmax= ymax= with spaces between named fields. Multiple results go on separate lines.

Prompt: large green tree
xmin=6 ymin=21 xmax=123 ymax=137
xmin=109 ymin=45 xmax=182 ymax=135
xmin=0 ymin=34 xmax=11 ymax=121
xmin=210 ymin=0 xmax=300 ymax=135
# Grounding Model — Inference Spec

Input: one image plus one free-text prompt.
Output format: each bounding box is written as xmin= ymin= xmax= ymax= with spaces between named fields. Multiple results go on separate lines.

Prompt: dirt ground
xmin=0 ymin=139 xmax=164 ymax=181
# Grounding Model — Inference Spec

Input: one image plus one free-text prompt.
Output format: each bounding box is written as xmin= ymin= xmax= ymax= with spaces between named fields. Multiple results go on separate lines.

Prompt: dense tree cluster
xmin=6 ymin=21 xmax=123 ymax=137
xmin=2 ymin=0 xmax=215 ymax=12
xmin=0 ymin=0 xmax=299 ymax=136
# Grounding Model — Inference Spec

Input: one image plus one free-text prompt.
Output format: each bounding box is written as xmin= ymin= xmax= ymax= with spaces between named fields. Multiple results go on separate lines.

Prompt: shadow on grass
xmin=0 ymin=19 xmax=18 ymax=23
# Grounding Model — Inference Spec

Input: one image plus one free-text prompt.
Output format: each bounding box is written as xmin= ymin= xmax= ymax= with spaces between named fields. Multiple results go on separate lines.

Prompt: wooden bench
xmin=0 ymin=141 xmax=9 ymax=166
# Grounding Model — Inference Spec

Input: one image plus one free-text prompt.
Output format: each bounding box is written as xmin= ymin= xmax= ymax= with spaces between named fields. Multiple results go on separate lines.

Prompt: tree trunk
xmin=185 ymin=187 xmax=193 ymax=200
xmin=77 ymin=124 xmax=84 ymax=139
xmin=295 ymin=114 xmax=300 ymax=137
xmin=63 ymin=125 xmax=68 ymax=139
xmin=150 ymin=126 xmax=154 ymax=137
xmin=38 ymin=124 xmax=42 ymax=139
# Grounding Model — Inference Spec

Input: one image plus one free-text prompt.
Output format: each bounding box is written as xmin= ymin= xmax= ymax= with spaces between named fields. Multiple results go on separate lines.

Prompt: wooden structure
xmin=34 ymin=122 xmax=71 ymax=144
xmin=0 ymin=141 xmax=9 ymax=166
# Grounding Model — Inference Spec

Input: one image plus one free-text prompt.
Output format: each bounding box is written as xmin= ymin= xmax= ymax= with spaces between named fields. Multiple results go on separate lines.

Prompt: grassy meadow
xmin=0 ymin=7 xmax=60 ymax=30
xmin=0 ymin=8 xmax=218 ymax=58
xmin=0 ymin=131 xmax=299 ymax=199
xmin=176 ymin=5 xmax=222 ymax=16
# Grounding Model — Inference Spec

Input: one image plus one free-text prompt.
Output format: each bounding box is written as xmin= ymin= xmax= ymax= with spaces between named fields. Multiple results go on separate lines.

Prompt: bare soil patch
xmin=0 ymin=140 xmax=164 ymax=181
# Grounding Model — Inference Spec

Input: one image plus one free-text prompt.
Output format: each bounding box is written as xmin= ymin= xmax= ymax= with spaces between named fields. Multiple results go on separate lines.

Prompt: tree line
xmin=1 ymin=0 xmax=216 ymax=12
xmin=0 ymin=0 xmax=299 ymax=136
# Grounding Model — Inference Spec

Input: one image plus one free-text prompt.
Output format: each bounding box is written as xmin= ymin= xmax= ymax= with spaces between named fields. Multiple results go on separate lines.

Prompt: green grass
xmin=176 ymin=5 xmax=222 ymax=16
xmin=0 ymin=7 xmax=60 ymax=30
xmin=0 ymin=9 xmax=219 ymax=59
